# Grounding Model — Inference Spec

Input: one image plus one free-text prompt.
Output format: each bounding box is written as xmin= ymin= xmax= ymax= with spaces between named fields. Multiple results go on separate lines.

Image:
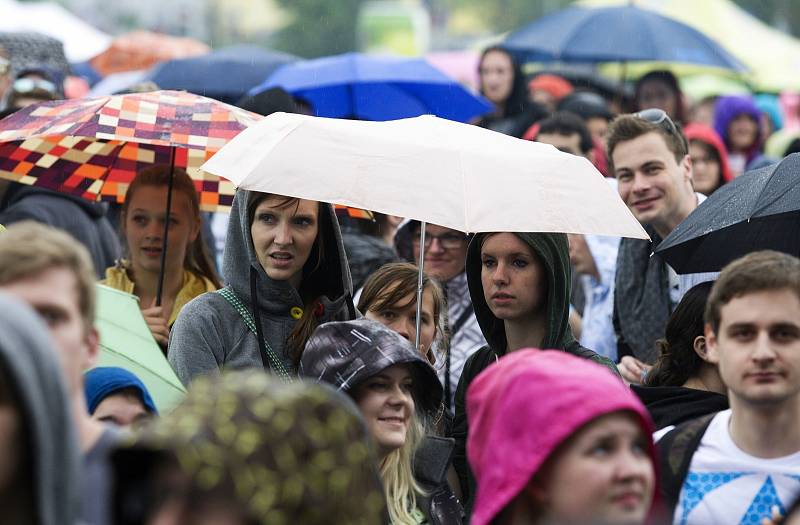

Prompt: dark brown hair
xmin=645 ymin=282 xmax=713 ymax=387
xmin=248 ymin=193 xmax=327 ymax=365
xmin=122 ymin=165 xmax=221 ymax=289
xmin=705 ymin=251 xmax=800 ymax=335
xmin=606 ymin=114 xmax=687 ymax=174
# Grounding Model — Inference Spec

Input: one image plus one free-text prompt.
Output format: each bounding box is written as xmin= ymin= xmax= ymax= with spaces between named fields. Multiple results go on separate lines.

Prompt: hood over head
xmin=684 ymin=123 xmax=733 ymax=183
xmin=112 ymin=370 xmax=386 ymax=525
xmin=4 ymin=184 xmax=108 ymax=219
xmin=713 ymin=95 xmax=763 ymax=159
xmin=299 ymin=318 xmax=443 ymax=417
xmin=84 ymin=366 xmax=158 ymax=415
xmin=0 ymin=293 xmax=80 ymax=525
xmin=466 ymin=231 xmax=574 ymax=352
xmin=467 ymin=350 xmax=658 ymax=525
xmin=222 ymin=189 xmax=353 ymax=314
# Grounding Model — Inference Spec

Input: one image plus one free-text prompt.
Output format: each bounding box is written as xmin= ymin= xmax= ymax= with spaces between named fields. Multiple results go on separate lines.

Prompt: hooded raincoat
xmin=0 ymin=293 xmax=81 ymax=525
xmin=452 ymin=232 xmax=620 ymax=513
xmin=168 ymin=189 xmax=355 ymax=385
xmin=713 ymin=95 xmax=768 ymax=172
xmin=467 ymin=350 xmax=659 ymax=525
xmin=683 ymin=123 xmax=732 ymax=189
xmin=112 ymin=370 xmax=386 ymax=525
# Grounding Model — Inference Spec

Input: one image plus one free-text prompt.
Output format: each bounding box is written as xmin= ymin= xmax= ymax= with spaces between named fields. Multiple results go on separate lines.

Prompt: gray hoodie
xmin=169 ymin=190 xmax=355 ymax=385
xmin=0 ymin=293 xmax=81 ymax=525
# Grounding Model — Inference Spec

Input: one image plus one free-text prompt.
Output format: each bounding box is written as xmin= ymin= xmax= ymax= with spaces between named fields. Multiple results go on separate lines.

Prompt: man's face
xmin=706 ymin=289 xmax=800 ymax=407
xmin=0 ymin=267 xmax=98 ymax=396
xmin=411 ymin=224 xmax=468 ymax=282
xmin=612 ymin=132 xmax=693 ymax=233
xmin=586 ymin=117 xmax=609 ymax=146
xmin=537 ymin=132 xmax=585 ymax=158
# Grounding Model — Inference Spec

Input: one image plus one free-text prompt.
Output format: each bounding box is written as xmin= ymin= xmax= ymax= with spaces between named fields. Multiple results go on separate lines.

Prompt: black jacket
xmin=631 ymin=385 xmax=729 ymax=430
xmin=0 ymin=186 xmax=120 ymax=277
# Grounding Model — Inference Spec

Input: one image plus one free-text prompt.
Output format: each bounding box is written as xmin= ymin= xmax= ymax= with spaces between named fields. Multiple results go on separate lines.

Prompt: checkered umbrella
xmin=0 ymin=90 xmax=261 ymax=212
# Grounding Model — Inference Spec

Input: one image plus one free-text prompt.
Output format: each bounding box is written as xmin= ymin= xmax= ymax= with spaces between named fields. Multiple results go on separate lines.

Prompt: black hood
xmin=631 ymin=385 xmax=729 ymax=430
xmin=465 ymin=232 xmax=575 ymax=353
xmin=4 ymin=185 xmax=108 ymax=219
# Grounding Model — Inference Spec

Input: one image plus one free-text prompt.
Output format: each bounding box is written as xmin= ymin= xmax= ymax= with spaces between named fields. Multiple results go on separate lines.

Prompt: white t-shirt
xmin=673 ymin=409 xmax=800 ymax=525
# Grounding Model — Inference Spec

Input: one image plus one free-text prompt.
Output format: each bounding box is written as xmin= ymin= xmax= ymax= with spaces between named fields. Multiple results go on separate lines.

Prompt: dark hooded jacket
xmin=0 ymin=185 xmax=120 ymax=278
xmin=168 ymin=189 xmax=355 ymax=385
xmin=300 ymin=319 xmax=464 ymax=525
xmin=631 ymin=385 xmax=729 ymax=430
xmin=0 ymin=293 xmax=81 ymax=525
xmin=451 ymin=232 xmax=620 ymax=515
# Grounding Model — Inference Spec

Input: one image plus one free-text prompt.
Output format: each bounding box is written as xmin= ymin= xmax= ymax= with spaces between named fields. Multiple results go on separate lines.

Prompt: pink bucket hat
xmin=467 ymin=349 xmax=658 ymax=525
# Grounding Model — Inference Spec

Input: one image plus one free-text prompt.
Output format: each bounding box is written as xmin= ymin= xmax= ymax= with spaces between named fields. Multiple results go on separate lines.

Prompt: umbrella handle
xmin=415 ymin=222 xmax=427 ymax=349
xmin=155 ymin=148 xmax=176 ymax=307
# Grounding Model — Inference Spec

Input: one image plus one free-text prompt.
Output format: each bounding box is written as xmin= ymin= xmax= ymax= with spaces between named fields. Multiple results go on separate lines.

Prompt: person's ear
xmin=682 ymin=153 xmax=693 ymax=185
xmin=586 ymin=149 xmax=596 ymax=165
xmin=703 ymin=324 xmax=719 ymax=364
xmin=693 ymin=335 xmax=712 ymax=363
xmin=84 ymin=327 xmax=100 ymax=369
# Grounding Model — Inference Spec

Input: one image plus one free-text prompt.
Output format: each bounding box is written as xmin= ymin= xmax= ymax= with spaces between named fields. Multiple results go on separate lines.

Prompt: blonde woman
xmin=300 ymin=319 xmax=464 ymax=525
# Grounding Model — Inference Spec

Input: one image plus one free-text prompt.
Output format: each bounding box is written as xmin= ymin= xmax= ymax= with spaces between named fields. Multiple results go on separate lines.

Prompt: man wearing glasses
xmin=608 ymin=109 xmax=714 ymax=384
xmin=397 ymin=222 xmax=486 ymax=411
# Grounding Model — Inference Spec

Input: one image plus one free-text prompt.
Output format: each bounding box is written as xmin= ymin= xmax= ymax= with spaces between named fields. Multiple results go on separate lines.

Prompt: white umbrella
xmin=202 ymin=112 xmax=646 ymax=238
xmin=201 ymin=112 xmax=648 ymax=342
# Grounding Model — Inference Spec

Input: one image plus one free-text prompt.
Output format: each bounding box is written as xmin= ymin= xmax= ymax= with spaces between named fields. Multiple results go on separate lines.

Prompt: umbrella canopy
xmin=251 ymin=52 xmax=492 ymax=122
xmin=503 ymin=5 xmax=744 ymax=71
xmin=93 ymin=284 xmax=185 ymax=412
xmin=89 ymin=31 xmax=210 ymax=77
xmin=146 ymin=45 xmax=297 ymax=105
xmin=202 ymin=112 xmax=647 ymax=239
xmin=0 ymin=90 xmax=260 ymax=211
xmin=656 ymin=154 xmax=800 ymax=274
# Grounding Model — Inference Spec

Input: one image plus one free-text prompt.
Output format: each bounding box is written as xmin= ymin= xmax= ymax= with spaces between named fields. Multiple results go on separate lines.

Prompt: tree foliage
xmin=271 ymin=0 xmax=366 ymax=58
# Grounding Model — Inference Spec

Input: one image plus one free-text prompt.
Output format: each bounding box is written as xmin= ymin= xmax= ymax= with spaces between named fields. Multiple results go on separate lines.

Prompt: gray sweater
xmin=168 ymin=190 xmax=355 ymax=386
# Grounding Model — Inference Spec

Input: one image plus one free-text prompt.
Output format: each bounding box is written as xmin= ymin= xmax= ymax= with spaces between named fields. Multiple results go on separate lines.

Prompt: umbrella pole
xmin=155 ymin=148 xmax=177 ymax=307
xmin=415 ymin=222 xmax=427 ymax=349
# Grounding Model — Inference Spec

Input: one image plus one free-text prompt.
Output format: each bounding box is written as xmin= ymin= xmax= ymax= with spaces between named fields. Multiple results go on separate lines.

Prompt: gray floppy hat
xmin=300 ymin=318 xmax=443 ymax=416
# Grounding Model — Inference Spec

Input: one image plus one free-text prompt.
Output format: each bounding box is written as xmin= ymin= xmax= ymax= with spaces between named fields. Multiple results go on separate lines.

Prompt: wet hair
xmin=705 ymin=251 xmax=800 ymax=335
xmin=0 ymin=221 xmax=96 ymax=331
xmin=122 ymin=165 xmax=222 ymax=289
xmin=358 ymin=262 xmax=447 ymax=358
xmin=634 ymin=70 xmax=686 ymax=124
xmin=248 ymin=193 xmax=329 ymax=366
xmin=645 ymin=282 xmax=714 ymax=387
xmin=536 ymin=111 xmax=594 ymax=154
xmin=478 ymin=46 xmax=530 ymax=118
xmin=606 ymin=114 xmax=687 ymax=174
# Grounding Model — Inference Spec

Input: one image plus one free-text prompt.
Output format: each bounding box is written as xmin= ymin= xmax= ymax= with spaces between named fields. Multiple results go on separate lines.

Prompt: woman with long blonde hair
xmin=300 ymin=319 xmax=464 ymax=524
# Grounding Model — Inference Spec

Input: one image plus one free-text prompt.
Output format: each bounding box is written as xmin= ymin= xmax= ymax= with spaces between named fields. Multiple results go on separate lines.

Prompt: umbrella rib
xmin=99 ymin=344 xmax=185 ymax=391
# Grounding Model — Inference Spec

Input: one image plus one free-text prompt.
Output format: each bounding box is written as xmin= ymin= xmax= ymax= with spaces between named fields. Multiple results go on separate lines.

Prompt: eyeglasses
xmin=411 ymin=230 xmax=467 ymax=250
xmin=12 ymin=77 xmax=58 ymax=96
xmin=634 ymin=108 xmax=688 ymax=154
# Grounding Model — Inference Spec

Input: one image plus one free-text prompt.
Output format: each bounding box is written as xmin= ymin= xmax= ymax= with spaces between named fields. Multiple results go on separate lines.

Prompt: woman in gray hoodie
xmin=168 ymin=190 xmax=356 ymax=385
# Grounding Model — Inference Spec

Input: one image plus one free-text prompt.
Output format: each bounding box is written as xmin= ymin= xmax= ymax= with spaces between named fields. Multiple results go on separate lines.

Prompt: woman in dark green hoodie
xmin=450 ymin=231 xmax=620 ymax=515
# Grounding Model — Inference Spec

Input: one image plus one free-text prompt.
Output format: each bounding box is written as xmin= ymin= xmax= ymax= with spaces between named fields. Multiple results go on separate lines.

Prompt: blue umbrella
xmin=147 ymin=45 xmax=297 ymax=104
xmin=250 ymin=52 xmax=492 ymax=122
xmin=504 ymin=5 xmax=745 ymax=71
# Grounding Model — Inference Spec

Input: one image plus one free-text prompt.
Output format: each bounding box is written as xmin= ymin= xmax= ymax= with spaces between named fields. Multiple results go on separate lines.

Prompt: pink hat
xmin=528 ymin=74 xmax=573 ymax=101
xmin=467 ymin=350 xmax=658 ymax=525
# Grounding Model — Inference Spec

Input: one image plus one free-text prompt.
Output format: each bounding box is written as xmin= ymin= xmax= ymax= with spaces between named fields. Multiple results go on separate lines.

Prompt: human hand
xmin=761 ymin=505 xmax=783 ymax=525
xmin=618 ymin=356 xmax=651 ymax=385
xmin=141 ymin=299 xmax=170 ymax=347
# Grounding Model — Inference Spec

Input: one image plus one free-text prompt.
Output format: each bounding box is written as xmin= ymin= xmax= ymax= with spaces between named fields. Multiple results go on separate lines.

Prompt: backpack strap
xmin=658 ymin=412 xmax=717 ymax=516
xmin=216 ymin=287 xmax=292 ymax=382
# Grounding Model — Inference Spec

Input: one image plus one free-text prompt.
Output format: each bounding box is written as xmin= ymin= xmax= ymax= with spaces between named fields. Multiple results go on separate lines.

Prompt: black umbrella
xmin=656 ymin=154 xmax=800 ymax=274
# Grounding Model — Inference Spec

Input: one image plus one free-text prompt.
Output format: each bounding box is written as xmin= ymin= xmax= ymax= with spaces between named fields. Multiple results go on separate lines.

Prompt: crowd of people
xmin=0 ymin=35 xmax=800 ymax=525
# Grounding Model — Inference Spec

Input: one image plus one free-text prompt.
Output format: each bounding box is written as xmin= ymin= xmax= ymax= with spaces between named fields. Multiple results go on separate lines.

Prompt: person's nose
xmin=393 ymin=318 xmax=412 ymax=342
xmin=752 ymin=331 xmax=778 ymax=364
xmin=613 ymin=450 xmax=653 ymax=484
xmin=387 ymin=384 xmax=410 ymax=407
xmin=492 ymin=261 xmax=509 ymax=286
xmin=426 ymin=236 xmax=445 ymax=255
xmin=631 ymin=172 xmax=651 ymax=193
xmin=145 ymin=219 xmax=162 ymax=241
xmin=273 ymin=222 xmax=293 ymax=246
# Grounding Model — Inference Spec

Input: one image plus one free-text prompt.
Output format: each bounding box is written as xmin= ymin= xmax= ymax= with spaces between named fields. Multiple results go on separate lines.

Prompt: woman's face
xmin=250 ymin=195 xmax=319 ymax=289
xmin=535 ymin=412 xmax=655 ymax=525
xmin=125 ymin=185 xmax=199 ymax=276
xmin=480 ymin=233 xmax=546 ymax=323
xmin=637 ymin=79 xmax=678 ymax=120
xmin=352 ymin=364 xmax=415 ymax=459
xmin=479 ymin=50 xmax=515 ymax=105
xmin=689 ymin=141 xmax=722 ymax=195
xmin=727 ymin=114 xmax=759 ymax=152
xmin=365 ymin=286 xmax=437 ymax=357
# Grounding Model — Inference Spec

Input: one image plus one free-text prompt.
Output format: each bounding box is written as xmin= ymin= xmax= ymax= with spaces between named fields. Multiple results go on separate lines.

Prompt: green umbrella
xmin=92 ymin=284 xmax=185 ymax=412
